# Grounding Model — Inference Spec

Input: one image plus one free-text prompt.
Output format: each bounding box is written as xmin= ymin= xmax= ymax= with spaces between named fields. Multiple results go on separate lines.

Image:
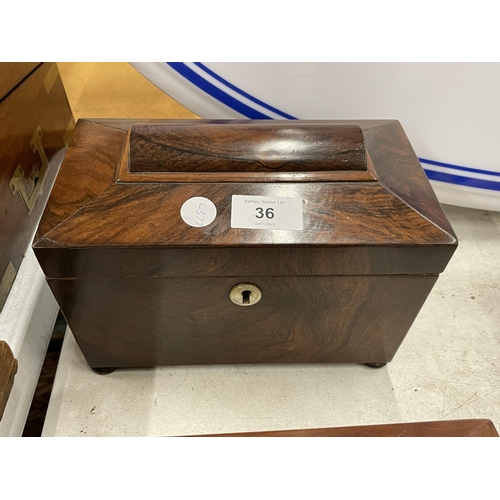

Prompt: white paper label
xmin=180 ymin=197 xmax=217 ymax=227
xmin=231 ymin=195 xmax=303 ymax=230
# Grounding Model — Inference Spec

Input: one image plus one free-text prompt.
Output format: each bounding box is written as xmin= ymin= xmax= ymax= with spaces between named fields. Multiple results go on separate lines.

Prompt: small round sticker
xmin=180 ymin=197 xmax=217 ymax=228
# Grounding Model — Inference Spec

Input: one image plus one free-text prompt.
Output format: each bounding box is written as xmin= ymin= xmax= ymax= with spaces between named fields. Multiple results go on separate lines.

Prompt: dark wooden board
xmin=204 ymin=419 xmax=499 ymax=437
xmin=0 ymin=341 xmax=18 ymax=420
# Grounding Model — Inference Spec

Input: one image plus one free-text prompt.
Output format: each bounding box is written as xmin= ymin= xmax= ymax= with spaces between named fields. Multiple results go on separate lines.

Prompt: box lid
xmin=33 ymin=119 xmax=457 ymax=278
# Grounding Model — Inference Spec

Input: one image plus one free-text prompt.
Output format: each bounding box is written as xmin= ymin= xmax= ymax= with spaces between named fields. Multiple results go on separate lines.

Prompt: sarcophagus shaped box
xmin=33 ymin=119 xmax=457 ymax=370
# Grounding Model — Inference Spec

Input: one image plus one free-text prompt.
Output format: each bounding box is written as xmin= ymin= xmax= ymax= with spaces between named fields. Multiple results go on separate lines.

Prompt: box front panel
xmin=49 ymin=274 xmax=438 ymax=368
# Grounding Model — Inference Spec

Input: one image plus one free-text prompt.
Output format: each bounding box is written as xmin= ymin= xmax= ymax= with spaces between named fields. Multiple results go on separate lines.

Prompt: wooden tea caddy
xmin=33 ymin=119 xmax=457 ymax=371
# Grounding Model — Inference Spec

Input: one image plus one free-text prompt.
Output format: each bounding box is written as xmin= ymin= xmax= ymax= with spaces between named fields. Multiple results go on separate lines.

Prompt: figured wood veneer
xmin=48 ymin=274 xmax=437 ymax=367
xmin=129 ymin=122 xmax=367 ymax=172
xmin=33 ymin=119 xmax=457 ymax=369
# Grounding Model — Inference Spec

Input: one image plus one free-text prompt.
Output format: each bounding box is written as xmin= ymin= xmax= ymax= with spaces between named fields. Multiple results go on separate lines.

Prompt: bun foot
xmin=363 ymin=363 xmax=387 ymax=369
xmin=90 ymin=367 xmax=116 ymax=375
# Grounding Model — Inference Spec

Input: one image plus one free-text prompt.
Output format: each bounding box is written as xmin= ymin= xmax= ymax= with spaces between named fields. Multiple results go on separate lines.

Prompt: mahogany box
xmin=0 ymin=63 xmax=73 ymax=311
xmin=33 ymin=119 xmax=457 ymax=370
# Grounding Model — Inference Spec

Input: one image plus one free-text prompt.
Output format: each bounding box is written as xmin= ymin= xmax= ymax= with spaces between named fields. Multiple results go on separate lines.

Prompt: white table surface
xmin=0 ymin=248 xmax=59 ymax=437
xmin=42 ymin=204 xmax=500 ymax=437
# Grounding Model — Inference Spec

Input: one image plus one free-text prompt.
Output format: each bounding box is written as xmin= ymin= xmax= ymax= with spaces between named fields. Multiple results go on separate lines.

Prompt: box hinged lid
xmin=33 ymin=119 xmax=457 ymax=279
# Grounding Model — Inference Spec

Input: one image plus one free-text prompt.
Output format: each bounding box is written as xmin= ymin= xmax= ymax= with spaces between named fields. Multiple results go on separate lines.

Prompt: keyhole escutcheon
xmin=229 ymin=283 xmax=262 ymax=306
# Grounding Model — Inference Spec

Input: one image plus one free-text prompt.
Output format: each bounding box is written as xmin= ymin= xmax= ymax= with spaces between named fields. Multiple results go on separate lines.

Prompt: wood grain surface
xmin=129 ymin=122 xmax=366 ymax=172
xmin=48 ymin=274 xmax=437 ymax=368
xmin=0 ymin=62 xmax=40 ymax=100
xmin=0 ymin=341 xmax=18 ymax=420
xmin=204 ymin=419 xmax=499 ymax=437
xmin=37 ymin=182 xmax=455 ymax=248
xmin=0 ymin=62 xmax=73 ymax=309
xmin=36 ymin=119 xmax=126 ymax=239
xmin=33 ymin=119 xmax=457 ymax=369
xmin=363 ymin=120 xmax=457 ymax=239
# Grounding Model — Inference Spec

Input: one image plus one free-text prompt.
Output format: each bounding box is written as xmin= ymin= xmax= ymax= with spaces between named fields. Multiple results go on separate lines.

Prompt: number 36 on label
xmin=255 ymin=207 xmax=275 ymax=219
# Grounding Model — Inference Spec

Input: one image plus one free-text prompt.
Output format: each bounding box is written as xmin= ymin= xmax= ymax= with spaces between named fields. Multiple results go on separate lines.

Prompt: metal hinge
xmin=9 ymin=126 xmax=49 ymax=214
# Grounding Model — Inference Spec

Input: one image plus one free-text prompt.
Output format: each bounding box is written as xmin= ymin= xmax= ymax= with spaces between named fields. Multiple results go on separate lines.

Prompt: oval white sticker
xmin=180 ymin=197 xmax=217 ymax=228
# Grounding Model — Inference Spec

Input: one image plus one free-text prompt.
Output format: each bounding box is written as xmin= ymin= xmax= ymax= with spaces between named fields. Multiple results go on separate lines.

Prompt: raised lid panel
xmin=129 ymin=121 xmax=366 ymax=173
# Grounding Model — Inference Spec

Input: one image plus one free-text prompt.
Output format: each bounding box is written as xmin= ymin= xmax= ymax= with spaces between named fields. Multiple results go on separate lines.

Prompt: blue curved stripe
xmin=167 ymin=62 xmax=272 ymax=119
xmin=165 ymin=62 xmax=500 ymax=193
xmin=424 ymin=169 xmax=500 ymax=192
xmin=419 ymin=157 xmax=500 ymax=178
xmin=193 ymin=62 xmax=297 ymax=120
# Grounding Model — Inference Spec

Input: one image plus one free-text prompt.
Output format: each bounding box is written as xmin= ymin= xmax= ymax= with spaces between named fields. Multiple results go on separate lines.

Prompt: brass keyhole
xmin=242 ymin=289 xmax=251 ymax=304
xmin=229 ymin=284 xmax=262 ymax=306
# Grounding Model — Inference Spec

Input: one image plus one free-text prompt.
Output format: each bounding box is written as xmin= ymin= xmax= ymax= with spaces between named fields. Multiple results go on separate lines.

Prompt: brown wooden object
xmin=33 ymin=119 xmax=457 ymax=370
xmin=204 ymin=419 xmax=499 ymax=437
xmin=0 ymin=62 xmax=74 ymax=311
xmin=0 ymin=63 xmax=40 ymax=100
xmin=129 ymin=122 xmax=366 ymax=172
xmin=0 ymin=341 xmax=18 ymax=420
